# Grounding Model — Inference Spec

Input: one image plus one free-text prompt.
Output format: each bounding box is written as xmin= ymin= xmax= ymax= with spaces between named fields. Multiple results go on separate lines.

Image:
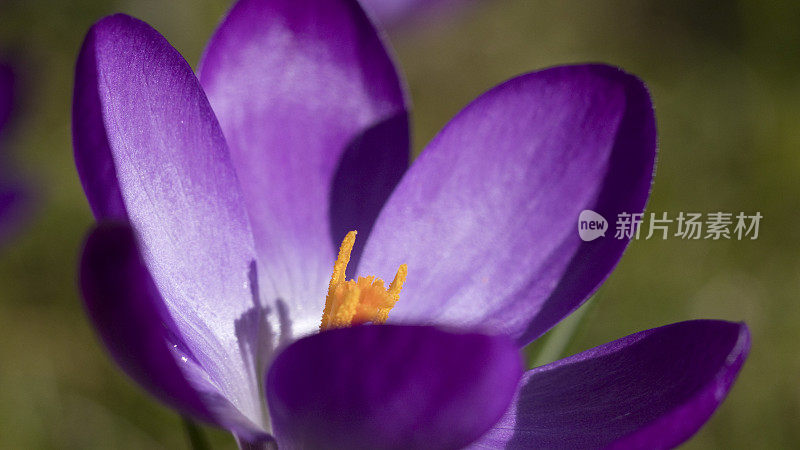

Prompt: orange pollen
xmin=320 ymin=231 xmax=407 ymax=331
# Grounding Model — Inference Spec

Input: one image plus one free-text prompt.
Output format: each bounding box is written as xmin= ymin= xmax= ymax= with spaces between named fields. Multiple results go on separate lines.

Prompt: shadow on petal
xmin=234 ymin=261 xmax=295 ymax=416
xmin=517 ymin=69 xmax=656 ymax=345
xmin=329 ymin=111 xmax=410 ymax=273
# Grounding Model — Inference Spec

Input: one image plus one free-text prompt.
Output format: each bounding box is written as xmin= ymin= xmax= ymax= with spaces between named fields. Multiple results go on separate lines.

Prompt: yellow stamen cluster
xmin=320 ymin=231 xmax=407 ymax=331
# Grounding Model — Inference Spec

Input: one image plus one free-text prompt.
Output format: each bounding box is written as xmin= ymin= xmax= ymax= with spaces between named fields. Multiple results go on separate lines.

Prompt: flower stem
xmin=181 ymin=415 xmax=210 ymax=450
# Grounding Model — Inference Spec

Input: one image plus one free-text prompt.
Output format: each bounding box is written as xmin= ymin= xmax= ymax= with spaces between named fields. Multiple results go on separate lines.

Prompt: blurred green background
xmin=1 ymin=0 xmax=798 ymax=448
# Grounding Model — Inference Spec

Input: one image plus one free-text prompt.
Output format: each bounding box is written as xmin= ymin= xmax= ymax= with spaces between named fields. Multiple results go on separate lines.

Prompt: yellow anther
xmin=387 ymin=264 xmax=407 ymax=301
xmin=320 ymin=231 xmax=407 ymax=331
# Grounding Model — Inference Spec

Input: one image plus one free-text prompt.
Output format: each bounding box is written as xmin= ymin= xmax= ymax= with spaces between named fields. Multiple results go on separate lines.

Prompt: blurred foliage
xmin=0 ymin=0 xmax=798 ymax=448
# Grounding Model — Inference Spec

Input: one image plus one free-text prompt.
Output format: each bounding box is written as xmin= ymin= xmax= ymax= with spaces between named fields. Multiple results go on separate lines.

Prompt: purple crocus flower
xmin=72 ymin=1 xmax=749 ymax=448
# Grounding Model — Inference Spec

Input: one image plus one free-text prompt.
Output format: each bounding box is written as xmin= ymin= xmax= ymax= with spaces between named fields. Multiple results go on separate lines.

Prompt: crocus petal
xmin=199 ymin=0 xmax=408 ymax=336
xmin=358 ymin=64 xmax=656 ymax=346
xmin=80 ymin=223 xmax=269 ymax=441
xmin=73 ymin=14 xmax=266 ymax=426
xmin=266 ymin=324 xmax=523 ymax=449
xmin=472 ymin=320 xmax=750 ymax=449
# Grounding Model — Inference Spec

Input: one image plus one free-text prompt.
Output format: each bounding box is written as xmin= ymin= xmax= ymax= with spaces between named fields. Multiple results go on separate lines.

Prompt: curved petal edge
xmin=471 ymin=320 xmax=750 ymax=449
xmin=72 ymin=13 xmax=266 ymax=425
xmin=267 ymin=324 xmax=523 ymax=449
xmin=359 ymin=64 xmax=657 ymax=346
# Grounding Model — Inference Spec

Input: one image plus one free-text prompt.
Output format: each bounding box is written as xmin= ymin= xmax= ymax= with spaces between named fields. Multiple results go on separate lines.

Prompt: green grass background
xmin=1 ymin=0 xmax=798 ymax=448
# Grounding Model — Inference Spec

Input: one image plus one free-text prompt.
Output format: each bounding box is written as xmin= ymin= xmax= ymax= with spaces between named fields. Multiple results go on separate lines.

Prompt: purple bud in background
xmin=0 ymin=62 xmax=29 ymax=241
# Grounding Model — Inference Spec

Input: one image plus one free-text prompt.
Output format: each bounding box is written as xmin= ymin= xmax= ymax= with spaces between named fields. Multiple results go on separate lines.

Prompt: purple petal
xmin=198 ymin=0 xmax=408 ymax=336
xmin=266 ymin=324 xmax=523 ymax=449
xmin=72 ymin=14 xmax=266 ymax=426
xmin=80 ymin=223 xmax=269 ymax=440
xmin=472 ymin=320 xmax=750 ymax=449
xmin=358 ymin=64 xmax=656 ymax=346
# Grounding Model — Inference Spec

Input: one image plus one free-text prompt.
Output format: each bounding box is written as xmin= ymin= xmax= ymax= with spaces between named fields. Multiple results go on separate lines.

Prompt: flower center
xmin=320 ymin=231 xmax=407 ymax=331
